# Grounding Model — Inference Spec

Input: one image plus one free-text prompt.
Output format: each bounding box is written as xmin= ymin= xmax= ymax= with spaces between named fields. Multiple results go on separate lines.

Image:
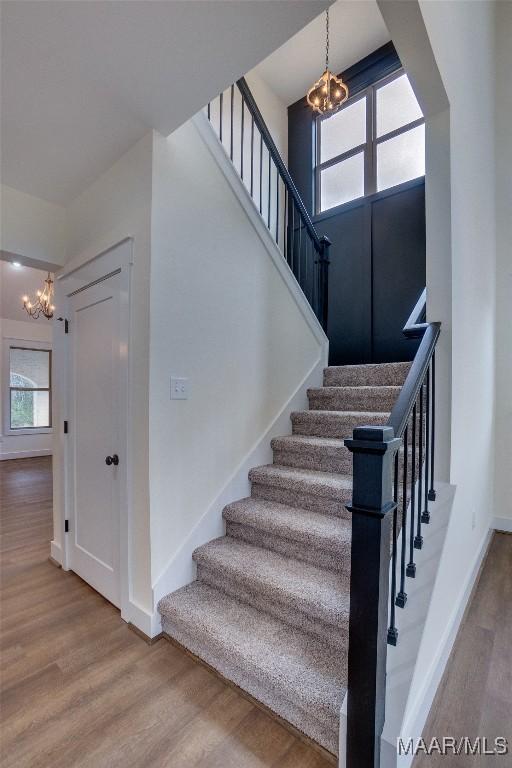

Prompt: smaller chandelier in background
xmin=306 ymin=9 xmax=348 ymax=116
xmin=22 ymin=272 xmax=55 ymax=320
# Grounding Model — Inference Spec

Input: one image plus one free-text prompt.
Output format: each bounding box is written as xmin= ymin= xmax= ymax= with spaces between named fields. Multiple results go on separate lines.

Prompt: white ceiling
xmin=0 ymin=0 xmax=329 ymax=205
xmin=253 ymin=0 xmax=390 ymax=106
xmin=0 ymin=260 xmax=53 ymax=325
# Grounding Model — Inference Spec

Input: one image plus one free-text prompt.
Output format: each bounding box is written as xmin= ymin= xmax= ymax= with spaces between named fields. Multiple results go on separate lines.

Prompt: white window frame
xmin=315 ymin=68 xmax=425 ymax=213
xmin=2 ymin=338 xmax=53 ymax=436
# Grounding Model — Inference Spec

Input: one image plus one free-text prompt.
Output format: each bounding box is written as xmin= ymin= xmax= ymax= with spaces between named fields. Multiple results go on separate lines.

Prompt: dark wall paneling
xmin=321 ymin=204 xmax=372 ymax=364
xmin=371 ymin=183 xmax=426 ymax=363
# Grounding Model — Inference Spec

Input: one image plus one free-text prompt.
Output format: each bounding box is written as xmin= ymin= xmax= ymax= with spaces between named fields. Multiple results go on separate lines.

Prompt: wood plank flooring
xmin=413 ymin=531 xmax=512 ymax=767
xmin=0 ymin=457 xmax=331 ymax=768
xmin=2 ymin=458 xmax=511 ymax=767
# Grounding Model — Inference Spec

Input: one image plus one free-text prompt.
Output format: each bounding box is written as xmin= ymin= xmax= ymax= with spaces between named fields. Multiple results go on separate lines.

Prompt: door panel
xmin=68 ymin=273 xmax=121 ymax=607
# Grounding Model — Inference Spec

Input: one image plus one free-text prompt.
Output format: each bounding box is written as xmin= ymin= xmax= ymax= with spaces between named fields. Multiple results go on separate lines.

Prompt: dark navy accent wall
xmin=287 ymin=42 xmax=425 ymax=365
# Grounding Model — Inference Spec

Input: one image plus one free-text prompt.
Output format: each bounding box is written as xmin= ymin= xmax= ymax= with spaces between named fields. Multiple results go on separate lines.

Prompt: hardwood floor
xmin=413 ymin=531 xmax=512 ymax=767
xmin=0 ymin=457 xmax=331 ymax=768
xmin=2 ymin=458 xmax=511 ymax=767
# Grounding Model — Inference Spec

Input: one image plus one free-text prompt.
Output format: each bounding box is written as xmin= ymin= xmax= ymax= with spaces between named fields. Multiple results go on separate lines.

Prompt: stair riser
xmin=226 ymin=522 xmax=350 ymax=575
xmin=324 ymin=362 xmax=411 ymax=387
xmin=160 ymin=617 xmax=340 ymax=754
xmin=308 ymin=389 xmax=398 ymax=412
xmin=272 ymin=447 xmax=352 ymax=474
xmin=197 ymin=564 xmax=348 ymax=652
xmin=292 ymin=412 xmax=388 ymax=439
xmin=251 ymin=482 xmax=351 ymax=519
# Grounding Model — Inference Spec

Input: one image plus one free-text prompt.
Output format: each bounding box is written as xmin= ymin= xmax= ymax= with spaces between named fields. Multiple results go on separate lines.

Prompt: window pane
xmin=377 ymin=124 xmax=425 ymax=191
xmin=10 ymin=348 xmax=50 ymax=388
xmin=320 ymin=97 xmax=366 ymax=163
xmin=10 ymin=390 xmax=50 ymax=428
xmin=320 ymin=152 xmax=365 ymax=210
xmin=376 ymin=74 xmax=423 ymax=137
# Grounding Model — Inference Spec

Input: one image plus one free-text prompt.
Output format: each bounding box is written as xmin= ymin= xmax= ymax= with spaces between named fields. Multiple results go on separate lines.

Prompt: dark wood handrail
xmin=236 ymin=77 xmax=323 ymax=252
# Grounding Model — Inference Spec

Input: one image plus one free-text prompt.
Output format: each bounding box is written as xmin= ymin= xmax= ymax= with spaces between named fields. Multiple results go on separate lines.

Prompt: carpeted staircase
xmin=158 ymin=361 xmax=411 ymax=756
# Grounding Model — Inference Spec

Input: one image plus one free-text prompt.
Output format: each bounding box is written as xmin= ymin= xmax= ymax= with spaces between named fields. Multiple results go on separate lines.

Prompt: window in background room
xmin=316 ymin=71 xmax=425 ymax=212
xmin=8 ymin=347 xmax=52 ymax=429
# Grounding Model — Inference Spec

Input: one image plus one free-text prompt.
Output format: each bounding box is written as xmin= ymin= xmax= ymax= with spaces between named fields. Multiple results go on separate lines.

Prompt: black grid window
xmin=9 ymin=346 xmax=52 ymax=430
xmin=316 ymin=70 xmax=425 ymax=213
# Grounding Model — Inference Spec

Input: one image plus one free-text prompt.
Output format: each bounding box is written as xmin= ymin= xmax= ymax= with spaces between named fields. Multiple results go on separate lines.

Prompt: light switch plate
xmin=170 ymin=377 xmax=189 ymax=400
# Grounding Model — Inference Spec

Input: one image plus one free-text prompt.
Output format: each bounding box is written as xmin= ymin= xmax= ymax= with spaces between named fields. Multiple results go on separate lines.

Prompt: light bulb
xmin=22 ymin=295 xmax=28 ymax=303
xmin=37 ymin=290 xmax=42 ymax=297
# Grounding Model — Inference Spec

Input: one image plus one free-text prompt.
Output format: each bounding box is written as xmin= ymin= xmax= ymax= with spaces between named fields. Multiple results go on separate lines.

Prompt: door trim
xmin=56 ymin=238 xmax=133 ymax=624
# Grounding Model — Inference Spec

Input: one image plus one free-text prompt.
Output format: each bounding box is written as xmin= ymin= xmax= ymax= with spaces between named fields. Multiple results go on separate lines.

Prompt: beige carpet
xmin=158 ymin=362 xmax=410 ymax=755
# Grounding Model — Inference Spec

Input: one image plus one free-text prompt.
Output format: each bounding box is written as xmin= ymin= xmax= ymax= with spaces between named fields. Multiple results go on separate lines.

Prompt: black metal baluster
xmin=267 ymin=152 xmax=271 ymax=229
xmin=259 ymin=133 xmax=263 ymax=214
xmin=396 ymin=427 xmax=408 ymax=608
xmin=298 ymin=217 xmax=302 ymax=287
xmin=407 ymin=403 xmax=417 ymax=578
xmin=291 ymin=204 xmax=296 ymax=275
xmin=388 ymin=451 xmax=400 ymax=645
xmin=422 ymin=365 xmax=431 ymax=524
xmin=415 ymin=385 xmax=424 ymax=549
xmin=207 ymin=101 xmax=211 ymax=121
xmin=284 ymin=187 xmax=288 ymax=263
xmin=230 ymin=84 xmax=234 ymax=161
xmin=428 ymin=350 xmax=436 ymax=501
xmin=250 ymin=116 xmax=254 ymax=197
xmin=276 ymin=172 xmax=279 ymax=243
xmin=219 ymin=91 xmax=223 ymax=143
xmin=240 ymin=96 xmax=244 ymax=179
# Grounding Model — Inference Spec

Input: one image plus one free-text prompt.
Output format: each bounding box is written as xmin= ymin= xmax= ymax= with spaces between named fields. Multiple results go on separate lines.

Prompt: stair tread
xmin=249 ymin=463 xmax=353 ymax=497
xmin=271 ymin=434 xmax=347 ymax=451
xmin=193 ymin=536 xmax=350 ymax=626
xmin=159 ymin=580 xmax=347 ymax=718
xmin=223 ymin=496 xmax=351 ymax=552
xmin=308 ymin=385 xmax=401 ymax=394
xmin=292 ymin=409 xmax=390 ymax=418
xmin=324 ymin=361 xmax=411 ymax=387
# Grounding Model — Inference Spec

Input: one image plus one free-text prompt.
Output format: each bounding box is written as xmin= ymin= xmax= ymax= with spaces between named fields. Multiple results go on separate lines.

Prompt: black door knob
xmin=105 ymin=454 xmax=119 ymax=466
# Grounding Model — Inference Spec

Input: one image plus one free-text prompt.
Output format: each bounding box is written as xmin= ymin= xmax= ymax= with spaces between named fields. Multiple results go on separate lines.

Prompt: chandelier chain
xmin=325 ymin=8 xmax=329 ymax=70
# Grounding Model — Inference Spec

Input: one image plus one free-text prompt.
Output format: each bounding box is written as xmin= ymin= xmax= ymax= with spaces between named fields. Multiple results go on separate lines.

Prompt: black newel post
xmin=344 ymin=426 xmax=401 ymax=768
xmin=318 ymin=235 xmax=331 ymax=333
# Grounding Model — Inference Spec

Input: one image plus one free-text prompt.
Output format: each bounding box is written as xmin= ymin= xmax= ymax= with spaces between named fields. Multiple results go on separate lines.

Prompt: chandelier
xmin=22 ymin=273 xmax=55 ymax=320
xmin=306 ymin=9 xmax=348 ymax=115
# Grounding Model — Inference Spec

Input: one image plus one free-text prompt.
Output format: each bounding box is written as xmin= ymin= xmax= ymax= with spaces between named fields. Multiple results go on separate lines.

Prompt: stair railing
xmin=207 ymin=77 xmax=331 ymax=332
xmin=344 ymin=289 xmax=441 ymax=768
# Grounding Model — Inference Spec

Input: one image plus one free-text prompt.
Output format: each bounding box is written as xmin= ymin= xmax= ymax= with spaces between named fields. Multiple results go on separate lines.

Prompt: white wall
xmin=0 ymin=318 xmax=53 ymax=460
xmin=245 ymin=69 xmax=289 ymax=161
xmin=494 ymin=0 xmax=512 ymax=528
xmin=149 ymin=122 xmax=324 ymax=588
xmin=0 ymin=184 xmax=66 ymax=268
xmin=377 ymin=0 xmax=498 ymax=751
xmin=56 ymin=132 xmax=154 ymax=614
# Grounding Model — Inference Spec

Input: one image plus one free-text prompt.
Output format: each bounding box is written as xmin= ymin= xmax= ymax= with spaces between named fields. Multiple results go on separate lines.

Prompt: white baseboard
xmin=123 ymin=598 xmax=162 ymax=639
xmin=0 ymin=448 xmax=52 ymax=461
xmin=151 ymin=355 xmax=326 ymax=625
xmin=493 ymin=516 xmax=512 ymax=533
xmin=50 ymin=540 xmax=62 ymax=565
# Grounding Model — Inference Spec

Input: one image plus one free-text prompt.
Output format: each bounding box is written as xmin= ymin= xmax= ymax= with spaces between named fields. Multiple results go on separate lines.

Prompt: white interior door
xmin=67 ymin=271 xmax=123 ymax=607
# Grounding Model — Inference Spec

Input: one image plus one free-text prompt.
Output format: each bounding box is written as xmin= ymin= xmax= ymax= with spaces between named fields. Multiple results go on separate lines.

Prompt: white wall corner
xmin=50 ymin=540 xmax=62 ymax=565
xmin=493 ymin=517 xmax=512 ymax=534
xmin=123 ymin=597 xmax=162 ymax=639
xmin=191 ymin=110 xmax=328 ymax=357
xmin=152 ymin=355 xmax=326 ymax=618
